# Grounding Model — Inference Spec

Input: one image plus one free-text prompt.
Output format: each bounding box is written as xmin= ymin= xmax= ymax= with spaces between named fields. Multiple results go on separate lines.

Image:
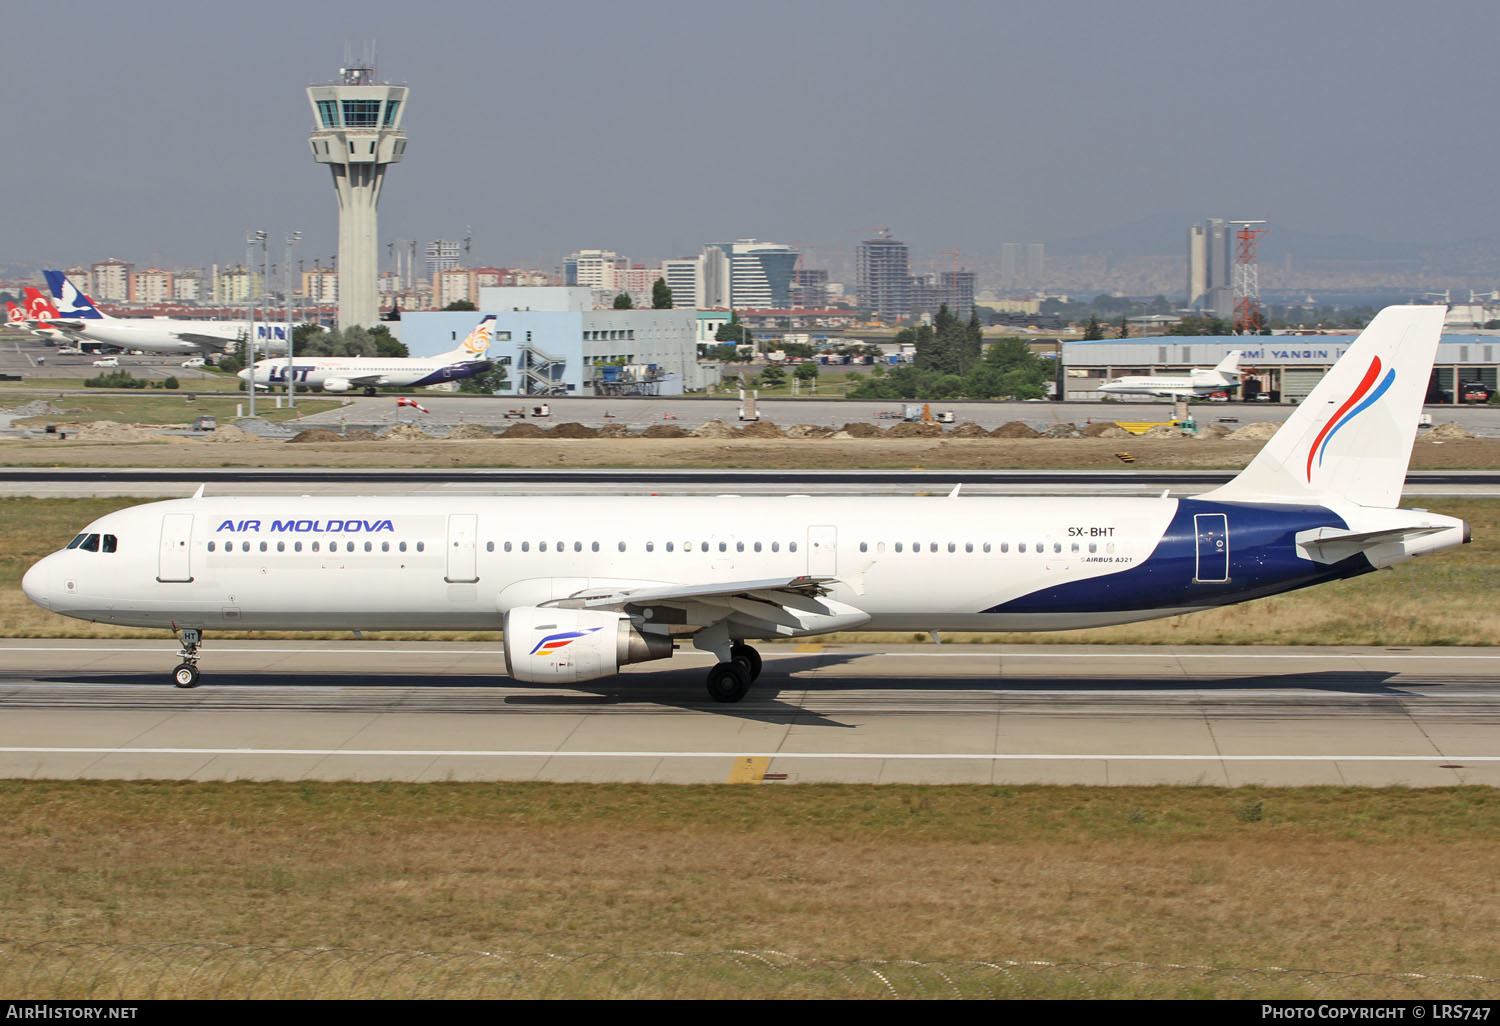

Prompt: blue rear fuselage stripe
xmin=981 ymin=499 xmax=1370 ymax=615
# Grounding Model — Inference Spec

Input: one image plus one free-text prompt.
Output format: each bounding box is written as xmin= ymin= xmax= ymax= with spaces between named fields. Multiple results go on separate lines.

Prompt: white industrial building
xmin=398 ymin=287 xmax=719 ymax=396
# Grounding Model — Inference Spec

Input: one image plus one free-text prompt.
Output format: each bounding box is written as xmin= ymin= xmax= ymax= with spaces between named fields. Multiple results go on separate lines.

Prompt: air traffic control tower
xmin=307 ymin=58 xmax=407 ymax=329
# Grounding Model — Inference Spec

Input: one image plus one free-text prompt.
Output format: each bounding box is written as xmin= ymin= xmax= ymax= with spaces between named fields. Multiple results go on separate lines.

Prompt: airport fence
xmin=2 ymin=939 xmax=1497 ymax=999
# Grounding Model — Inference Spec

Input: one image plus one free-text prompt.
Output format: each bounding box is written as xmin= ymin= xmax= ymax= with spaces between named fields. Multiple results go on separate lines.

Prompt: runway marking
xmin=1 ymin=747 xmax=1495 ymax=762
xmin=727 ymin=756 xmax=771 ymax=783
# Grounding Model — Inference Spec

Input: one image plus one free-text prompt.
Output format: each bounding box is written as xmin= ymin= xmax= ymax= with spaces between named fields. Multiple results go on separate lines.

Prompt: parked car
xmin=91 ymin=357 xmax=119 ymax=368
xmin=191 ymin=415 xmax=217 ymax=432
xmin=180 ymin=357 xmax=206 ymax=368
xmin=1459 ymin=381 xmax=1494 ymax=404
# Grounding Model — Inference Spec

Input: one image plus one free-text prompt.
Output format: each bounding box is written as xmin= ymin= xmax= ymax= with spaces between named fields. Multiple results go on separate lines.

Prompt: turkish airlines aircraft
xmin=42 ymin=270 xmax=291 ymax=357
xmin=7 ymin=288 xmax=85 ymax=347
xmin=23 ymin=307 xmax=1467 ymax=702
xmin=238 ymin=315 xmax=495 ymax=394
xmin=1097 ymin=350 xmax=1242 ymax=399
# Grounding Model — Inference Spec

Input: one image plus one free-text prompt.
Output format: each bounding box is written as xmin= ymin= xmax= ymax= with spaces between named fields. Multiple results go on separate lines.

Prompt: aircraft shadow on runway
xmin=16 ymin=648 xmax=1426 ymax=727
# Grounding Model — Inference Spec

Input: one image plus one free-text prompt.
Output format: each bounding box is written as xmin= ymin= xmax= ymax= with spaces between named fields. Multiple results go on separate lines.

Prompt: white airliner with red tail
xmin=23 ymin=306 xmax=1468 ymax=702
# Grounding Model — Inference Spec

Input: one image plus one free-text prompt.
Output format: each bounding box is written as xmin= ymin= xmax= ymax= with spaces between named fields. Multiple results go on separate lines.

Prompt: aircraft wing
xmin=338 ymin=373 xmax=388 ymax=387
xmin=170 ymin=333 xmax=235 ymax=350
xmin=555 ymin=575 xmax=869 ymax=641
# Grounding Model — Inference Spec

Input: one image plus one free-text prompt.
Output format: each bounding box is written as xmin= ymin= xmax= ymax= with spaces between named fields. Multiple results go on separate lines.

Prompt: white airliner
xmin=41 ymin=270 xmax=291 ymax=358
xmin=1097 ymin=350 xmax=1242 ymax=399
xmin=238 ymin=315 xmax=496 ymax=394
xmin=23 ymin=306 xmax=1468 ymax=702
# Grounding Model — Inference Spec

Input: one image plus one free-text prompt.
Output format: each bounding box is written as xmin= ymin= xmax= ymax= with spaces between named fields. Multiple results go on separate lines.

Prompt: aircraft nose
xmin=236 ymin=368 xmax=249 ymax=380
xmin=22 ymin=557 xmax=53 ymax=610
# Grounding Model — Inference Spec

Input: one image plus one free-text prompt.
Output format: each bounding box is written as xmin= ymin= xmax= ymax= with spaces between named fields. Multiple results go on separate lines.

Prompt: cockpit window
xmin=79 ymin=534 xmax=100 ymax=552
xmin=102 ymin=535 xmax=117 ymax=553
xmin=66 ymin=534 xmax=87 ymax=549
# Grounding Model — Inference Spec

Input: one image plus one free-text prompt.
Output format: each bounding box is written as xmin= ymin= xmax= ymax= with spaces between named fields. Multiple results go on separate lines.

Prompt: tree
xmin=759 ymin=364 xmax=786 ymax=387
xmin=651 ymin=278 xmax=673 ymax=309
xmin=714 ymin=311 xmax=752 ymax=348
xmin=457 ymin=365 xmax=510 ymax=394
xmin=1083 ymin=315 xmax=1104 ymax=341
xmin=1118 ymin=316 xmax=1129 ymax=338
xmin=613 ymin=292 xmax=634 ymax=309
xmin=443 ymin=299 xmax=477 ymax=311
xmin=794 ymin=361 xmax=819 ymax=383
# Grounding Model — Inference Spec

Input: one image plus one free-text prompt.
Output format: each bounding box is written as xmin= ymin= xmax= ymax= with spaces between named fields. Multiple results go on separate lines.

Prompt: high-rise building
xmin=661 ymin=258 xmax=701 ymax=309
xmin=791 ymin=268 xmax=829 ymax=309
xmin=425 ymin=239 xmax=462 ymax=277
xmin=1024 ymin=244 xmax=1045 ymax=290
xmin=1187 ymin=218 xmax=1234 ymax=318
xmin=563 ymin=249 xmax=628 ymax=291
xmin=856 ymin=232 xmax=911 ymax=321
xmin=307 ymin=51 xmax=408 ymax=329
xmin=727 ymin=239 xmax=796 ymax=309
xmin=90 ymin=259 xmax=133 ymax=303
xmin=131 ymin=268 xmax=174 ymax=305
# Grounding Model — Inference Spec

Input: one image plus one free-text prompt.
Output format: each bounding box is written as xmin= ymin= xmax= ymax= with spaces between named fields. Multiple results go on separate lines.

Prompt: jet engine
xmin=503 ymin=606 xmax=673 ymax=683
xmin=322 ymin=379 xmax=353 ymax=393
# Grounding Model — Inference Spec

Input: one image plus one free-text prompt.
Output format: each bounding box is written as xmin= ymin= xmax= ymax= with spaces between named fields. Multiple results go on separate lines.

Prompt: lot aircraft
xmin=1097 ymin=350 xmax=1242 ymax=399
xmin=238 ymin=314 xmax=495 ymax=394
xmin=23 ymin=307 xmax=1468 ymax=702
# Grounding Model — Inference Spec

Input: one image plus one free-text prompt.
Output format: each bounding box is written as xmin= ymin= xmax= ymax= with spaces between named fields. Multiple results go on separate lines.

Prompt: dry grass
xmin=3 ymin=496 xmax=1496 ymax=645
xmin=1 ymin=782 xmax=1497 ymax=989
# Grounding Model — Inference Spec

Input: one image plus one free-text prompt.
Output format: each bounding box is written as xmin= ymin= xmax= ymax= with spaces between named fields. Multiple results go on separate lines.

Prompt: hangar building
xmin=1060 ymin=334 xmax=1500 ymax=404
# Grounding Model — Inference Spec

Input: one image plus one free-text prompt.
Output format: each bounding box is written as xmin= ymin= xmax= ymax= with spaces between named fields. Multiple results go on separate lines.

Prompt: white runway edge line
xmin=4 ymin=646 xmax=1500 ymax=662
xmin=2 ymin=747 xmax=1498 ymax=762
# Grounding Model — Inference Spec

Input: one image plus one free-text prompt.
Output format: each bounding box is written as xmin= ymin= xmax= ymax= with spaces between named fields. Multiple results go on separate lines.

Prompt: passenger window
xmin=790 ymin=542 xmax=798 ymax=552
xmin=859 ymin=542 xmax=868 ymax=553
xmin=1089 ymin=543 xmax=1097 ymax=553
xmin=575 ymin=542 xmax=582 ymax=552
xmin=929 ymin=543 xmax=937 ymax=553
xmin=519 ymin=541 xmax=528 ymax=552
xmin=736 ymin=542 xmax=744 ymax=552
xmin=242 ymin=541 xmax=250 ymax=552
xmin=502 ymin=542 xmax=510 ymax=552
xmin=416 ymin=541 xmax=425 ymax=553
xmin=591 ymin=542 xmax=598 ymax=552
xmin=540 ymin=542 xmax=548 ymax=552
xmin=772 ymin=542 xmax=780 ymax=553
xmin=718 ymin=542 xmax=726 ymax=552
xmin=260 ymin=541 xmax=268 ymax=552
xmin=618 ymin=542 xmax=625 ymax=552
xmin=1054 ymin=543 xmax=1061 ymax=553
xmin=646 ymin=542 xmax=654 ymax=552
xmin=965 ymin=543 xmax=973 ymax=553
xmin=103 ymin=535 xmax=117 ymax=553
xmin=984 ymin=542 xmax=992 ymax=553
xmin=1019 ymin=543 xmax=1026 ymax=553
xmin=556 ymin=541 xmax=563 ymax=552
xmin=207 ymin=541 xmax=216 ymax=552
xmin=348 ymin=541 xmax=356 ymax=553
xmin=278 ymin=541 xmax=285 ymax=552
xmin=366 ymin=541 xmax=374 ymax=552
xmin=754 ymin=542 xmax=762 ymax=552
xmin=485 ymin=541 xmax=493 ymax=552
xmin=1071 ymin=542 xmax=1079 ymax=553
xmin=312 ymin=541 xmax=320 ymax=552
xmin=81 ymin=534 xmax=100 ymax=552
xmin=895 ymin=542 xmax=903 ymax=553
xmin=666 ymin=542 xmax=674 ymax=552
xmin=294 ymin=541 xmax=302 ymax=552
xmin=701 ymin=542 xmax=709 ymax=552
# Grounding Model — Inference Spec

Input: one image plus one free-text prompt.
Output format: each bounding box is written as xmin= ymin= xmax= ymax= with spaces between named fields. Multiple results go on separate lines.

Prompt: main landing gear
xmin=172 ymin=628 xmax=202 ymax=688
xmin=705 ymin=643 xmax=762 ymax=703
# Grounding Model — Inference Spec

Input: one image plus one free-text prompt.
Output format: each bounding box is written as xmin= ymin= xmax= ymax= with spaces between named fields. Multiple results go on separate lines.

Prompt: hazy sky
xmin=4 ymin=0 xmax=1497 ymax=272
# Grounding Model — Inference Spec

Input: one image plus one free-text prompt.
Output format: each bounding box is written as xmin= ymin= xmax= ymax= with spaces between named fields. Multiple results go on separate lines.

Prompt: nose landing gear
xmin=172 ymin=628 xmax=202 ymax=688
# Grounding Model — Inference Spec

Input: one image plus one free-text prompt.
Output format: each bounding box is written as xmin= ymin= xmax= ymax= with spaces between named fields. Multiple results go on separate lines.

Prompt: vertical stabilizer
xmin=1200 ymin=306 xmax=1445 ymax=508
xmin=1213 ymin=350 xmax=1242 ymax=380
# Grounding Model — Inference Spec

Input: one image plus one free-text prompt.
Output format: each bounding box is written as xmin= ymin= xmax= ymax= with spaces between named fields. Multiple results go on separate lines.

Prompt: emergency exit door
xmin=446 ymin=514 xmax=479 ymax=583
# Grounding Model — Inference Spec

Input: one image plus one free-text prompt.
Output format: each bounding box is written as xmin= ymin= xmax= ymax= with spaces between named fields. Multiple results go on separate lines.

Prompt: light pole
xmin=285 ymin=230 xmax=301 ymax=407
xmin=246 ymin=229 xmax=267 ymax=418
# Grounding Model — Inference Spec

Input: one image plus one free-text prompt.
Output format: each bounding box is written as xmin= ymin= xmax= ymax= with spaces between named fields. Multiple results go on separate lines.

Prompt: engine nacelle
xmin=321 ymin=378 xmax=352 ymax=393
xmin=503 ymin=606 xmax=673 ymax=683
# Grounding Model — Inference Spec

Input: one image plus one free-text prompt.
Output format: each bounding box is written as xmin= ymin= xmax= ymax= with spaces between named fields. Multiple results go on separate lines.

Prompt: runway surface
xmin=2 ymin=639 xmax=1499 ymax=787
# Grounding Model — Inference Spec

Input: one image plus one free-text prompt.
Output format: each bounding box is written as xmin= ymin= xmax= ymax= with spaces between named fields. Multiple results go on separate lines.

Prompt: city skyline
xmin=3 ymin=0 xmax=1497 ymax=277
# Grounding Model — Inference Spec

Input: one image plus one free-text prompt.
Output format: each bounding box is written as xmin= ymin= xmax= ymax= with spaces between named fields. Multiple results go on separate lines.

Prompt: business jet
xmin=1097 ymin=350 xmax=1242 ymax=399
xmin=23 ymin=306 xmax=1468 ymax=702
xmin=238 ymin=314 xmax=496 ymax=394
xmin=42 ymin=270 xmax=291 ymax=358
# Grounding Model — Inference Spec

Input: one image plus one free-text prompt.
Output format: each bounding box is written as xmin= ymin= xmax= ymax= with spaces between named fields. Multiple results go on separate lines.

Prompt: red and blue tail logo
xmin=1305 ymin=356 xmax=1396 ymax=481
xmin=529 ymin=626 xmax=603 ymax=656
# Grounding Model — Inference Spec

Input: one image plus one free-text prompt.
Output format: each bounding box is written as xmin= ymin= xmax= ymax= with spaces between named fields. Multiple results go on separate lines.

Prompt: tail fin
xmin=43 ymin=271 xmax=105 ymax=319
xmin=5 ymin=300 xmax=27 ymax=326
xmin=22 ymin=287 xmax=60 ymax=321
xmin=1200 ymin=306 xmax=1445 ymax=508
xmin=446 ymin=315 xmax=495 ymax=360
xmin=1213 ymin=350 xmax=1241 ymax=380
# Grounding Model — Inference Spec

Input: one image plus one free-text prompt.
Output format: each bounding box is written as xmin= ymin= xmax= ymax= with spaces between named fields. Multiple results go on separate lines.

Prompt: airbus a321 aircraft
xmin=1097 ymin=350 xmax=1242 ymax=399
xmin=23 ymin=306 xmax=1468 ymax=703
xmin=239 ymin=314 xmax=496 ymax=394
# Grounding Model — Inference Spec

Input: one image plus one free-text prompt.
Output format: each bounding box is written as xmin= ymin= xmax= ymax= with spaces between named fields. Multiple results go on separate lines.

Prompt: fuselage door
xmin=1194 ymin=513 xmax=1229 ymax=582
xmin=807 ymin=525 xmax=837 ymax=577
xmin=446 ymin=513 xmax=479 ymax=583
xmin=157 ymin=513 xmax=194 ymax=583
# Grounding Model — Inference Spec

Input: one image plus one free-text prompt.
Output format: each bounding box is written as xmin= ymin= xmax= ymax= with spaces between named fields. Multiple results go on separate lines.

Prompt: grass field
xmin=8 ymin=392 xmax=339 ymax=426
xmin=2 ymin=495 xmax=1494 ymax=645
xmin=0 ymin=782 xmax=1497 ymax=997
